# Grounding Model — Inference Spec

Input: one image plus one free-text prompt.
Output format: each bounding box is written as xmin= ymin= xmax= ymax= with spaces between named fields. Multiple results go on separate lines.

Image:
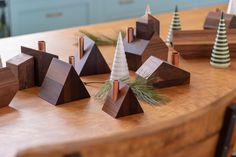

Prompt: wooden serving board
xmin=0 ymin=4 xmax=235 ymax=157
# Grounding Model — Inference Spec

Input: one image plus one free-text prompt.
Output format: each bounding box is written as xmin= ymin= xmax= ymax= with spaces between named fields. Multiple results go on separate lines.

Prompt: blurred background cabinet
xmin=4 ymin=0 xmax=228 ymax=36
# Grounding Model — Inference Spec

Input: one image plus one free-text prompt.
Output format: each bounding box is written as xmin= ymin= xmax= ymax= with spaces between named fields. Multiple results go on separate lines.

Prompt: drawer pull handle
xmin=119 ymin=0 xmax=134 ymax=5
xmin=46 ymin=12 xmax=63 ymax=18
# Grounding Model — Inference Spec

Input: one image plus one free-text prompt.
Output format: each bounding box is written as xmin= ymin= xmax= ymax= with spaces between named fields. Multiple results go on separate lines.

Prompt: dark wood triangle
xmin=39 ymin=58 xmax=90 ymax=105
xmin=58 ymin=67 xmax=90 ymax=105
xmin=116 ymin=87 xmax=144 ymax=118
xmin=79 ymin=45 xmax=111 ymax=76
xmin=102 ymin=85 xmax=143 ymax=118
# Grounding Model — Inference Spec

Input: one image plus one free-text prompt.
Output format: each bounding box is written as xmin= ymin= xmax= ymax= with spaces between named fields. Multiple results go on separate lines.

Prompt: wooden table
xmin=0 ymin=4 xmax=235 ymax=157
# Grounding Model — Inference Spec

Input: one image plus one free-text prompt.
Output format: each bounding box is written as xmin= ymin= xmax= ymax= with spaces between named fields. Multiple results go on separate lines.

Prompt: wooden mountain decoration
xmin=136 ymin=5 xmax=160 ymax=40
xmin=110 ymin=32 xmax=130 ymax=81
xmin=166 ymin=5 xmax=181 ymax=46
xmin=204 ymin=10 xmax=236 ymax=29
xmin=21 ymin=41 xmax=58 ymax=86
xmin=75 ymin=36 xmax=110 ymax=76
xmin=102 ymin=80 xmax=144 ymax=118
xmin=0 ymin=67 xmax=19 ymax=108
xmin=227 ymin=0 xmax=236 ymax=15
xmin=6 ymin=53 xmax=35 ymax=90
xmin=172 ymin=29 xmax=236 ymax=59
xmin=39 ymin=58 xmax=90 ymax=105
xmin=210 ymin=13 xmax=231 ymax=68
xmin=136 ymin=56 xmax=190 ymax=88
xmin=124 ymin=29 xmax=168 ymax=71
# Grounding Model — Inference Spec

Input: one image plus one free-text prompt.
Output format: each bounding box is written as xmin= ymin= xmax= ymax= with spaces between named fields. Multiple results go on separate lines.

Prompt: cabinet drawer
xmin=9 ymin=1 xmax=90 ymax=35
xmin=103 ymin=0 xmax=149 ymax=20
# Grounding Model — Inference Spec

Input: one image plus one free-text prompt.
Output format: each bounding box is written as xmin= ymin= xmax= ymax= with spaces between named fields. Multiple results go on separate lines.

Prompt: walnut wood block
xmin=0 ymin=67 xmax=19 ymax=108
xmin=75 ymin=36 xmax=110 ymax=76
xmin=204 ymin=11 xmax=236 ymax=29
xmin=21 ymin=46 xmax=58 ymax=86
xmin=6 ymin=53 xmax=34 ymax=90
xmin=1 ymin=4 xmax=236 ymax=157
xmin=136 ymin=56 xmax=190 ymax=88
xmin=136 ymin=14 xmax=160 ymax=40
xmin=102 ymin=84 xmax=143 ymax=118
xmin=124 ymin=32 xmax=168 ymax=71
xmin=39 ymin=58 xmax=90 ymax=105
xmin=173 ymin=29 xmax=236 ymax=59
xmin=16 ymin=91 xmax=236 ymax=157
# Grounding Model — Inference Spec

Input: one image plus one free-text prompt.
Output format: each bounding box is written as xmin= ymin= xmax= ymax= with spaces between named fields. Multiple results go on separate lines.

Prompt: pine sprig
xmin=95 ymin=80 xmax=112 ymax=99
xmin=78 ymin=30 xmax=126 ymax=46
xmin=129 ymin=78 xmax=168 ymax=105
xmin=94 ymin=78 xmax=168 ymax=105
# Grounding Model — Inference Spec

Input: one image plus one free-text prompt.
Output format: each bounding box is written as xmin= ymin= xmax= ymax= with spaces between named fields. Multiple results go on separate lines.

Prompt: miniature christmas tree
xmin=0 ymin=55 xmax=2 ymax=67
xmin=110 ymin=32 xmax=129 ymax=81
xmin=166 ymin=5 xmax=181 ymax=46
xmin=227 ymin=0 xmax=236 ymax=15
xmin=145 ymin=4 xmax=151 ymax=15
xmin=210 ymin=12 xmax=231 ymax=68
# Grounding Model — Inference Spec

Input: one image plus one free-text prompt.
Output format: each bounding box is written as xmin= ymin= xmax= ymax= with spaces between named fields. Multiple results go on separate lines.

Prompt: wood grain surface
xmin=0 ymin=3 xmax=235 ymax=157
xmin=16 ymin=90 xmax=236 ymax=157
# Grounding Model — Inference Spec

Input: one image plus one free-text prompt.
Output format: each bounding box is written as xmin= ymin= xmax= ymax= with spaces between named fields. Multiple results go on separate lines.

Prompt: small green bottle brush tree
xmin=210 ymin=12 xmax=231 ymax=68
xmin=166 ymin=5 xmax=181 ymax=46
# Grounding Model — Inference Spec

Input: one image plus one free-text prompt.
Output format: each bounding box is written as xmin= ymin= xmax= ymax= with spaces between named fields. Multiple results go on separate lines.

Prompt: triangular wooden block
xmin=75 ymin=36 xmax=111 ymax=76
xmin=0 ymin=67 xmax=19 ymax=108
xmin=39 ymin=58 xmax=90 ymax=105
xmin=204 ymin=11 xmax=236 ymax=29
xmin=136 ymin=14 xmax=160 ymax=40
xmin=102 ymin=83 xmax=143 ymax=118
xmin=136 ymin=56 xmax=190 ymax=88
xmin=124 ymin=32 xmax=168 ymax=71
xmin=21 ymin=46 xmax=58 ymax=86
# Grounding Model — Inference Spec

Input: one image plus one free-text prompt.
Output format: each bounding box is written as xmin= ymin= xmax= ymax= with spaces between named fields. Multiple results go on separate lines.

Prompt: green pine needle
xmin=94 ymin=78 xmax=168 ymax=106
xmin=95 ymin=80 xmax=112 ymax=99
xmin=79 ymin=30 xmax=126 ymax=46
xmin=129 ymin=78 xmax=168 ymax=105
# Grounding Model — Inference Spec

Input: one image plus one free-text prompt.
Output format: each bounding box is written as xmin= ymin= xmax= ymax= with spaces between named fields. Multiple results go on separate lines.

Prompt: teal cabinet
xmin=7 ymin=0 xmax=228 ymax=36
xmin=8 ymin=0 xmax=92 ymax=35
